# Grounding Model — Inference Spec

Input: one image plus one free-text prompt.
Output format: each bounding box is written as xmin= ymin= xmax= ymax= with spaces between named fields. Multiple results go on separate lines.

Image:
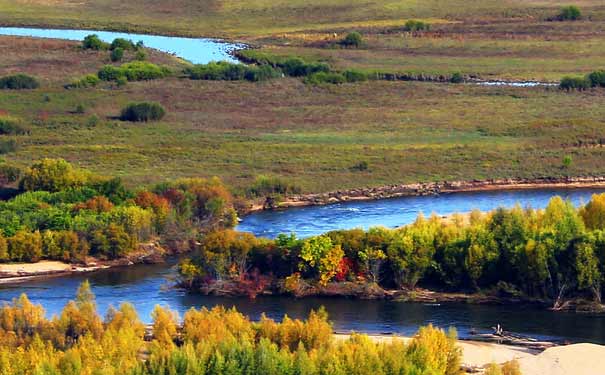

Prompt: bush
xmin=66 ymin=74 xmax=100 ymax=89
xmin=120 ymin=102 xmax=166 ymax=122
xmin=0 ymin=139 xmax=18 ymax=154
xmin=0 ymin=117 xmax=28 ymax=135
xmin=450 ymin=72 xmax=464 ymax=83
xmin=341 ymin=32 xmax=363 ymax=48
xmin=560 ymin=76 xmax=590 ymax=91
xmin=304 ymin=72 xmax=347 ymax=85
xmin=404 ymin=20 xmax=431 ymax=32
xmin=282 ymin=58 xmax=330 ymax=77
xmin=110 ymin=47 xmax=124 ymax=62
xmin=558 ymin=5 xmax=582 ymax=21
xmin=82 ymin=34 xmax=109 ymax=50
xmin=0 ymin=164 xmax=20 ymax=185
xmin=343 ymin=69 xmax=368 ymax=82
xmin=247 ymin=175 xmax=302 ymax=197
xmin=135 ymin=50 xmax=147 ymax=61
xmin=98 ymin=62 xmax=170 ymax=82
xmin=587 ymin=70 xmax=605 ymax=88
xmin=75 ymin=104 xmax=86 ymax=114
xmin=185 ymin=61 xmax=280 ymax=82
xmin=0 ymin=74 xmax=39 ymax=89
xmin=351 ymin=160 xmax=369 ymax=171
xmin=110 ymin=38 xmax=136 ymax=51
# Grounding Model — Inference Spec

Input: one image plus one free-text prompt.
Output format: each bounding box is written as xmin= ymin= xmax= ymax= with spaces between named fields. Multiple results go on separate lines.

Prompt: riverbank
xmin=0 ymin=241 xmax=166 ymax=285
xmin=248 ymin=177 xmax=605 ymax=212
xmin=335 ymin=333 xmax=605 ymax=375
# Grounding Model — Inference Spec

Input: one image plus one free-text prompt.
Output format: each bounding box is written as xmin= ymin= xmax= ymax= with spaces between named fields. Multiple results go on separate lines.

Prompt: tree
xmin=151 ymin=305 xmax=177 ymax=349
xmin=358 ymin=247 xmax=386 ymax=283
xmin=19 ymin=159 xmax=89 ymax=192
xmin=341 ymin=32 xmax=362 ymax=48
xmin=110 ymin=47 xmax=124 ymax=62
xmin=580 ymin=194 xmax=605 ymax=230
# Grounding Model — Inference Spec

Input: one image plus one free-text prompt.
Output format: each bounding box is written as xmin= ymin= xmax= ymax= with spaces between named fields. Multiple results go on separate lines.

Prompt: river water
xmin=0 ymin=27 xmax=241 ymax=64
xmin=2 ymin=188 xmax=605 ymax=343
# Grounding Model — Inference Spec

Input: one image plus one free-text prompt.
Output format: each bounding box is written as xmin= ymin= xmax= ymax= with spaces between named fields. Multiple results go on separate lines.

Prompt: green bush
xmin=98 ymin=62 xmax=170 ymax=82
xmin=135 ymin=50 xmax=147 ymax=61
xmin=0 ymin=117 xmax=28 ymax=135
xmin=0 ymin=74 xmax=39 ymax=89
xmin=82 ymin=34 xmax=109 ymax=50
xmin=343 ymin=69 xmax=368 ymax=82
xmin=560 ymin=76 xmax=590 ymax=91
xmin=558 ymin=5 xmax=582 ymax=21
xmin=281 ymin=58 xmax=330 ymax=77
xmin=185 ymin=61 xmax=280 ymax=82
xmin=110 ymin=47 xmax=124 ymax=62
xmin=120 ymin=102 xmax=166 ymax=122
xmin=341 ymin=31 xmax=363 ymax=48
xmin=304 ymin=72 xmax=347 ymax=85
xmin=110 ymin=38 xmax=136 ymax=51
xmin=450 ymin=72 xmax=464 ymax=83
xmin=0 ymin=139 xmax=18 ymax=154
xmin=404 ymin=20 xmax=431 ymax=32
xmin=66 ymin=74 xmax=101 ymax=89
xmin=587 ymin=70 xmax=605 ymax=88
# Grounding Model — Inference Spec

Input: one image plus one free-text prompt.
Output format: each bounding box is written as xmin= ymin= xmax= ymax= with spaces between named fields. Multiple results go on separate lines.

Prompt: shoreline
xmin=0 ymin=241 xmax=166 ymax=285
xmin=247 ymin=176 xmax=605 ymax=213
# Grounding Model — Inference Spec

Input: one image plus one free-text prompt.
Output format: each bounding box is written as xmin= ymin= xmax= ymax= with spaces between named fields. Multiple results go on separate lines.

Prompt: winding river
xmin=2 ymin=188 xmax=605 ymax=343
xmin=0 ymin=27 xmax=604 ymax=343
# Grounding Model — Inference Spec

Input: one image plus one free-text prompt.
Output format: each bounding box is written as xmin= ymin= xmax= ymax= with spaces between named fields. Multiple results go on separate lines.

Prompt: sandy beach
xmin=334 ymin=334 xmax=605 ymax=374
xmin=0 ymin=260 xmax=107 ymax=284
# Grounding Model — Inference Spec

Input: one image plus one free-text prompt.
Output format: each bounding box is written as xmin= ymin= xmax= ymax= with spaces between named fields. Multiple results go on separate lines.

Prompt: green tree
xmin=19 ymin=159 xmax=89 ymax=192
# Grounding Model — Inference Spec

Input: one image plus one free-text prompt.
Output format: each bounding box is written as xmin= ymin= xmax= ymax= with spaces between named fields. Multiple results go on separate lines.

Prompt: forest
xmin=180 ymin=195 xmax=605 ymax=308
xmin=0 ymin=159 xmax=236 ymax=263
xmin=0 ymin=281 xmax=473 ymax=375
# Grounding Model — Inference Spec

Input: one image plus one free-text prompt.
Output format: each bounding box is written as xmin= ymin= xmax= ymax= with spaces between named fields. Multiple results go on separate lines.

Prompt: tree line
xmin=0 ymin=158 xmax=236 ymax=263
xmin=180 ymin=195 xmax=605 ymax=307
xmin=0 ymin=281 xmax=469 ymax=375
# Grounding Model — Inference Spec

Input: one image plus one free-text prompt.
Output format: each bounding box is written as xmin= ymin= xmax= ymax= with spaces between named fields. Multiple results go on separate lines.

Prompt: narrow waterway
xmin=2 ymin=188 xmax=605 ymax=343
xmin=0 ymin=27 xmax=242 ymax=64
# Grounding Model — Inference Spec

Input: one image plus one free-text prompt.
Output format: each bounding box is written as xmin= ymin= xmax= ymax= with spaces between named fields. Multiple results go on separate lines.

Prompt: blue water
xmin=2 ymin=188 xmax=605 ymax=343
xmin=0 ymin=27 xmax=242 ymax=64
xmin=237 ymin=188 xmax=605 ymax=238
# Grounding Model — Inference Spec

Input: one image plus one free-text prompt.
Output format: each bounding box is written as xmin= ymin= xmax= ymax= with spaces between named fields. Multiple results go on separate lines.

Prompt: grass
xmin=1 ymin=37 xmax=605 ymax=193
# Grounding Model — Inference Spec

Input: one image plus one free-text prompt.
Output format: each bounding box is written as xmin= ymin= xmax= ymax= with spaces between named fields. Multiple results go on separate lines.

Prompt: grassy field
xmin=0 ymin=2 xmax=604 ymax=194
xmin=1 ymin=37 xmax=604 ymax=194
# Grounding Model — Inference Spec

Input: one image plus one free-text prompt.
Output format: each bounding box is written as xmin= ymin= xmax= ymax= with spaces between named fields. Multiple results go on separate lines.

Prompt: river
xmin=0 ymin=27 xmax=242 ymax=64
xmin=2 ymin=188 xmax=605 ymax=343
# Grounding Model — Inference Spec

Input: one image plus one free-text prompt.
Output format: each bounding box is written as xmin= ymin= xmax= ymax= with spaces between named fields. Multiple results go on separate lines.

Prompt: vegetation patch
xmin=120 ymin=102 xmax=166 ymax=122
xmin=98 ymin=61 xmax=171 ymax=82
xmin=0 ymin=74 xmax=39 ymax=90
xmin=185 ymin=61 xmax=281 ymax=82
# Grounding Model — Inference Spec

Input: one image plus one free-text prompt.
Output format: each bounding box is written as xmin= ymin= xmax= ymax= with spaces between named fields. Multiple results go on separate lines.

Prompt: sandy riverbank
xmin=0 ymin=260 xmax=108 ymax=284
xmin=334 ymin=334 xmax=605 ymax=374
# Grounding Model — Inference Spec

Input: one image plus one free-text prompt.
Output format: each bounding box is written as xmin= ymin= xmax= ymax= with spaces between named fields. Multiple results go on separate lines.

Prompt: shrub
xmin=560 ymin=76 xmax=590 ymax=91
xmin=66 ymin=74 xmax=101 ymax=89
xmin=404 ymin=20 xmax=431 ymax=32
xmin=0 ymin=164 xmax=21 ymax=185
xmin=281 ymin=58 xmax=330 ymax=77
xmin=135 ymin=50 xmax=147 ymax=61
xmin=0 ymin=139 xmax=17 ymax=154
xmin=185 ymin=61 xmax=280 ymax=82
xmin=0 ymin=74 xmax=39 ymax=89
xmin=0 ymin=117 xmax=28 ymax=135
xmin=98 ymin=62 xmax=170 ymax=82
xmin=450 ymin=72 xmax=464 ymax=83
xmin=351 ymin=160 xmax=369 ymax=171
xmin=82 ymin=34 xmax=109 ymax=50
xmin=343 ymin=69 xmax=368 ymax=82
xmin=110 ymin=47 xmax=124 ymax=62
xmin=120 ymin=102 xmax=166 ymax=122
xmin=341 ymin=32 xmax=363 ymax=48
xmin=563 ymin=155 xmax=573 ymax=168
xmin=587 ymin=70 xmax=605 ymax=87
xmin=75 ymin=104 xmax=86 ymax=114
xmin=558 ymin=5 xmax=582 ymax=21
xmin=110 ymin=38 xmax=136 ymax=51
xmin=304 ymin=72 xmax=347 ymax=85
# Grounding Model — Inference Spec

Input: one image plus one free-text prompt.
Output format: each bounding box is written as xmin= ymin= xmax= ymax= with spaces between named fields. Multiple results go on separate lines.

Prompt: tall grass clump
xmin=120 ymin=102 xmax=166 ymax=122
xmin=0 ymin=74 xmax=39 ymax=89
xmin=246 ymin=175 xmax=302 ymax=197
